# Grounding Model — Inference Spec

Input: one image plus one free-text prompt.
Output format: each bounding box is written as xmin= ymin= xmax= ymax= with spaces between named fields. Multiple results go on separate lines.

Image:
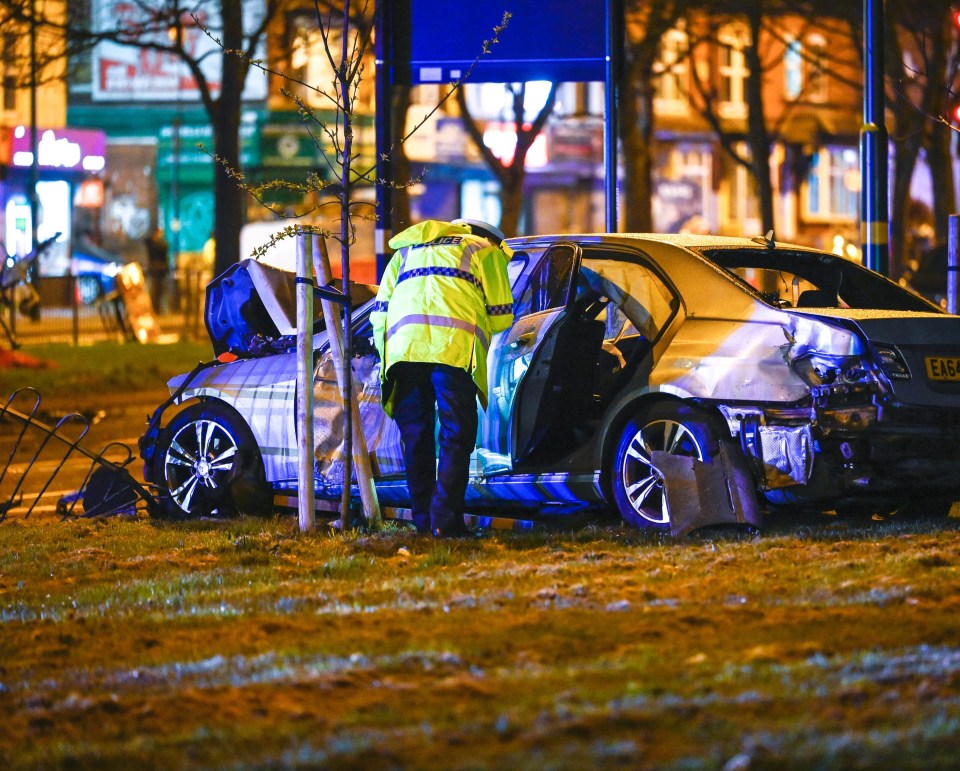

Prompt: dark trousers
xmin=391 ymin=362 xmax=478 ymax=535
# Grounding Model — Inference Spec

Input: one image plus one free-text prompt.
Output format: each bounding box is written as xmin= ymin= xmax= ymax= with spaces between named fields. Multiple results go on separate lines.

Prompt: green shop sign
xmin=156 ymin=112 xmax=261 ymax=183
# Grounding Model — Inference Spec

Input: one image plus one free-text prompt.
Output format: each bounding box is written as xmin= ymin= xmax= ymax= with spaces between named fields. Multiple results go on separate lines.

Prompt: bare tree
xmin=225 ymin=2 xmax=509 ymax=524
xmin=882 ymin=1 xmax=960 ymax=273
xmin=0 ymin=0 xmax=289 ymax=277
xmin=456 ymin=82 xmax=557 ymax=237
xmin=619 ymin=0 xmax=696 ymax=232
xmin=685 ymin=0 xmax=859 ymax=237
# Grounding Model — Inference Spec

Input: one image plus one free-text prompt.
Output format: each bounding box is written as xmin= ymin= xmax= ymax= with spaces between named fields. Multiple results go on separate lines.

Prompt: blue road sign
xmin=396 ymin=0 xmax=607 ymax=84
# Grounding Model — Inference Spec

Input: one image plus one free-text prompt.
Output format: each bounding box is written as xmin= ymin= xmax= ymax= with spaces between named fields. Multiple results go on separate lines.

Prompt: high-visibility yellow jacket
xmin=371 ymin=220 xmax=515 ymax=414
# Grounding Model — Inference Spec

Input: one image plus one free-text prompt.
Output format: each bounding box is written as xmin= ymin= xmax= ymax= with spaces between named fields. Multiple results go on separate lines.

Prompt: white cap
xmin=452 ymin=218 xmax=507 ymax=246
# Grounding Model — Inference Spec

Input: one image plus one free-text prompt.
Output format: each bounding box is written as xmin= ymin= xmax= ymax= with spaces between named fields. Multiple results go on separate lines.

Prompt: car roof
xmin=504 ymin=232 xmax=787 ymax=321
xmin=504 ymin=232 xmax=823 ymax=253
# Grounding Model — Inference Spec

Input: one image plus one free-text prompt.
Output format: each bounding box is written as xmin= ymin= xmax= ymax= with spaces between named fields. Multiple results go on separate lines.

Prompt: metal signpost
xmin=860 ymin=0 xmax=889 ymax=276
xmin=375 ymin=0 xmax=621 ymax=278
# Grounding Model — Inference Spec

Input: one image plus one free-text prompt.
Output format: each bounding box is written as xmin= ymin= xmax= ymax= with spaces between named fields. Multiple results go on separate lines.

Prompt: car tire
xmin=152 ymin=402 xmax=272 ymax=520
xmin=611 ymin=403 xmax=720 ymax=530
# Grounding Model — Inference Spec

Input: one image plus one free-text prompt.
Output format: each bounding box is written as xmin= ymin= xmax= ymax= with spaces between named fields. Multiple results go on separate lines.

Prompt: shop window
xmin=804 ymin=146 xmax=859 ymax=220
xmin=461 ymin=180 xmax=504 ymax=231
xmin=654 ymin=145 xmax=713 ymax=232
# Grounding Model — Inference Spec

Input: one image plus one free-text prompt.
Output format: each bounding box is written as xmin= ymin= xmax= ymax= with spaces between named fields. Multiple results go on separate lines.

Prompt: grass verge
xmin=1 ymin=511 xmax=959 ymax=768
xmin=0 ymin=341 xmax=212 ymax=401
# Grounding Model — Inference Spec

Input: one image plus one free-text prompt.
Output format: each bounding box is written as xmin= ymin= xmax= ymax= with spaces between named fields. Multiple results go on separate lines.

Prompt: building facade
xmin=1 ymin=0 xmax=106 ymax=276
xmin=66 ymin=5 xmax=956 ymax=282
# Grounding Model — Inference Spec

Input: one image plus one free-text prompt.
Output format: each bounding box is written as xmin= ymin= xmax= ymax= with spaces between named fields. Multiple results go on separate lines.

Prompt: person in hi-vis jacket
xmin=371 ymin=219 xmax=514 ymax=537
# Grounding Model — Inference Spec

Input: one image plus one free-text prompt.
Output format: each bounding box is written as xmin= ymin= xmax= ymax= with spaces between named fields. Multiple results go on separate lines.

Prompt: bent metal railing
xmin=0 ymin=388 xmax=158 ymax=521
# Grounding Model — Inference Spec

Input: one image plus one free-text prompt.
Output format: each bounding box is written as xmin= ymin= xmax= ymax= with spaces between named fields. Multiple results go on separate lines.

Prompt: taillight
xmin=874 ymin=345 xmax=911 ymax=381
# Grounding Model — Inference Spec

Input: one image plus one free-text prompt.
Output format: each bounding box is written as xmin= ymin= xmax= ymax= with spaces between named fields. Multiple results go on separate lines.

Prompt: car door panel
xmin=474 ymin=243 xmax=580 ymax=474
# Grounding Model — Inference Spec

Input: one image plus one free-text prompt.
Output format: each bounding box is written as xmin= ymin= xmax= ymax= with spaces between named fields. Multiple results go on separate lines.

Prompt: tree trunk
xmin=456 ymin=83 xmax=554 ymax=237
xmin=498 ymin=166 xmax=524 ymax=236
xmin=884 ymin=8 xmax=917 ymax=279
xmin=620 ymin=53 xmax=655 ymax=232
xmin=744 ymin=9 xmax=775 ymax=236
xmin=889 ymin=132 xmax=922 ymax=278
xmin=389 ymin=87 xmax=413 ymax=234
xmin=212 ymin=0 xmax=244 ymax=277
xmin=922 ymin=16 xmax=957 ymax=244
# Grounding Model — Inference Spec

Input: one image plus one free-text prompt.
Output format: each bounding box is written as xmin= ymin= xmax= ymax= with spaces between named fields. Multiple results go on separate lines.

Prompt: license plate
xmin=924 ymin=356 xmax=960 ymax=381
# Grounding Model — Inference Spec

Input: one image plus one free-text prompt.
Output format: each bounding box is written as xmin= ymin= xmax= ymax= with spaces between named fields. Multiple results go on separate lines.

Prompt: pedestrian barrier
xmin=0 ymin=387 xmax=158 ymax=522
xmin=4 ymin=270 xmax=209 ymax=346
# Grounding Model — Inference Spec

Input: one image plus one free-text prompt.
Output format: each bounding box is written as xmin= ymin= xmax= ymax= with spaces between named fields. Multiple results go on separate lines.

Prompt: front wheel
xmin=152 ymin=402 xmax=271 ymax=519
xmin=611 ymin=403 xmax=720 ymax=529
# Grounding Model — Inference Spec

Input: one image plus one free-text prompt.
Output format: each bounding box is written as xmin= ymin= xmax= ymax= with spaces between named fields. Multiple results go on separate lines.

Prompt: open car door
xmin=502 ymin=242 xmax=609 ymax=466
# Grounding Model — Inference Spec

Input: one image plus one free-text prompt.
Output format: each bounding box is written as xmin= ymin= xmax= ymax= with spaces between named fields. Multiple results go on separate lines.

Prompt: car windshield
xmin=697 ymin=247 xmax=942 ymax=313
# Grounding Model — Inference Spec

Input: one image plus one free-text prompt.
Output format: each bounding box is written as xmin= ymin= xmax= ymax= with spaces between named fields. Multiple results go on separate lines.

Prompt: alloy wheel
xmin=163 ymin=418 xmax=239 ymax=514
xmin=619 ymin=418 xmax=707 ymax=526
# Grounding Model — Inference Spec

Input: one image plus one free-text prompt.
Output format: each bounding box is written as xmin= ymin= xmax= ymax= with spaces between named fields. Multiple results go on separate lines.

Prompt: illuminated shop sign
xmin=90 ymin=0 xmax=266 ymax=101
xmin=3 ymin=126 xmax=106 ymax=172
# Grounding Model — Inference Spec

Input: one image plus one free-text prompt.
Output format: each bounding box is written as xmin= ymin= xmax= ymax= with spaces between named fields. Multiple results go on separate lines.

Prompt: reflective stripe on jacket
xmin=371 ymin=220 xmax=515 ymax=414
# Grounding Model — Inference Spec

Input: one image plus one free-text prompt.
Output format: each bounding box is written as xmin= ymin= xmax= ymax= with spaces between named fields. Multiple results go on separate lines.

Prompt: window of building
xmin=654 ymin=27 xmax=689 ymax=114
xmin=717 ymin=24 xmax=749 ymax=118
xmin=721 ymin=143 xmax=760 ymax=233
xmin=461 ymin=180 xmax=503 ymax=230
xmin=804 ymin=146 xmax=859 ymax=220
xmin=784 ymin=37 xmax=802 ymax=100
xmin=728 ymin=164 xmax=760 ymax=228
xmin=463 ymin=81 xmax=555 ymax=122
xmin=288 ymin=12 xmax=373 ymax=112
xmin=806 ymin=33 xmax=828 ymax=102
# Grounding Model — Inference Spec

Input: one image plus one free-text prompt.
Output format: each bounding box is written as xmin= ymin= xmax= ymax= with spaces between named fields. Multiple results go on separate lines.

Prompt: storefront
xmin=155 ymin=110 xmax=262 ymax=265
xmin=0 ymin=125 xmax=107 ymax=275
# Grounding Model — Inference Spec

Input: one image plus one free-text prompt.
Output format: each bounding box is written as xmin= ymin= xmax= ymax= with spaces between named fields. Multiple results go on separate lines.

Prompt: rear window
xmin=698 ymin=247 xmax=941 ymax=313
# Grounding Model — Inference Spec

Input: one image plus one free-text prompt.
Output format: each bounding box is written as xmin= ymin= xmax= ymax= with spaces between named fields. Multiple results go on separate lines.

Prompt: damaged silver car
xmin=139 ymin=234 xmax=960 ymax=533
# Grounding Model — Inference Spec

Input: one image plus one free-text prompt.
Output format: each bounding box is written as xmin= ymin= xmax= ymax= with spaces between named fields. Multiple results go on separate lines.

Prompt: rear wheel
xmin=152 ymin=402 xmax=271 ymax=519
xmin=611 ymin=403 xmax=720 ymax=529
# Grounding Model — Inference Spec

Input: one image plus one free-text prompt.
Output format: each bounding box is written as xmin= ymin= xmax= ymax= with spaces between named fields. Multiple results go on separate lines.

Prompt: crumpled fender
xmin=651 ymin=306 xmax=864 ymax=402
